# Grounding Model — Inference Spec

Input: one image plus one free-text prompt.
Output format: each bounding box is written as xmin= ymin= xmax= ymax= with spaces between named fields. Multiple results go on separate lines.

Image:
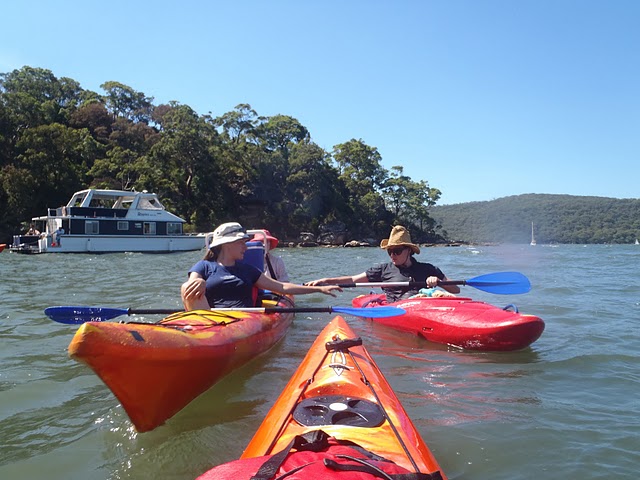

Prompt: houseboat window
xmin=143 ymin=222 xmax=156 ymax=235
xmin=69 ymin=193 xmax=86 ymax=207
xmin=167 ymin=223 xmax=182 ymax=234
xmin=117 ymin=221 xmax=129 ymax=231
xmin=85 ymin=220 xmax=99 ymax=235
xmin=89 ymin=198 xmax=112 ymax=208
xmin=139 ymin=198 xmax=163 ymax=210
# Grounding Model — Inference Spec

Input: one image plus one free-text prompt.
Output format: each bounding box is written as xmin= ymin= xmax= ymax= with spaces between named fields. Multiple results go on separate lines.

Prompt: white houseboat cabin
xmin=10 ymin=189 xmax=206 ymax=254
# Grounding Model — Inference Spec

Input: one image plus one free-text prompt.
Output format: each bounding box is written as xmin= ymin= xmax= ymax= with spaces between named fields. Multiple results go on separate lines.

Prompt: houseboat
xmin=10 ymin=189 xmax=206 ymax=254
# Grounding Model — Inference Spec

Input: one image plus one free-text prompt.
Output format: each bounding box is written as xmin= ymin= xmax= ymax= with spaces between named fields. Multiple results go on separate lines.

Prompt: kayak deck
xmin=233 ymin=316 xmax=446 ymax=477
xmin=68 ymin=295 xmax=294 ymax=432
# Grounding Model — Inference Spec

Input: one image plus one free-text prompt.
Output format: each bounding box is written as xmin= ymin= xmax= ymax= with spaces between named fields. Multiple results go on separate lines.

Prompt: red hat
xmin=252 ymin=229 xmax=279 ymax=248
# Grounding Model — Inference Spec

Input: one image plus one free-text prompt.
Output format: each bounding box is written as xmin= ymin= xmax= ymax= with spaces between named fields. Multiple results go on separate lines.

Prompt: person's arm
xmin=256 ymin=274 xmax=342 ymax=297
xmin=181 ymin=272 xmax=210 ymax=310
xmin=304 ymin=272 xmax=368 ymax=286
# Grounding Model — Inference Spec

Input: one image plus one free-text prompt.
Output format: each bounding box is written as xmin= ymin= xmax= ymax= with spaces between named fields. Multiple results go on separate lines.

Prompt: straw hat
xmin=251 ymin=229 xmax=279 ymax=249
xmin=380 ymin=225 xmax=420 ymax=254
xmin=209 ymin=222 xmax=250 ymax=249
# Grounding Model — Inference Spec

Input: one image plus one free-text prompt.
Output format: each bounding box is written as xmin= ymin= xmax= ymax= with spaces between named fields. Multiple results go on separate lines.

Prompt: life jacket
xmin=197 ymin=429 xmax=443 ymax=480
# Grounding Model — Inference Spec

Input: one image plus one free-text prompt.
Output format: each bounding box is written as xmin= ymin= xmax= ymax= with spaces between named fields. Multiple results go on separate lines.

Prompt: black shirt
xmin=365 ymin=258 xmax=446 ymax=302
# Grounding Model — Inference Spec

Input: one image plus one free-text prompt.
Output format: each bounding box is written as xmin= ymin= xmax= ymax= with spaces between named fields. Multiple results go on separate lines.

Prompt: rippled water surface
xmin=1 ymin=244 xmax=638 ymax=479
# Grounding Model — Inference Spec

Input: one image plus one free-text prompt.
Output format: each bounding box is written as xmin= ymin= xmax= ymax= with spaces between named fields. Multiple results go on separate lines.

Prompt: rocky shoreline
xmin=271 ymin=223 xmax=481 ymax=248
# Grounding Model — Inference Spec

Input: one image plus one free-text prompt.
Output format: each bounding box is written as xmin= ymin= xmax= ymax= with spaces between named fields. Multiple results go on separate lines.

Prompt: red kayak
xmin=352 ymin=293 xmax=544 ymax=351
xmin=197 ymin=316 xmax=446 ymax=479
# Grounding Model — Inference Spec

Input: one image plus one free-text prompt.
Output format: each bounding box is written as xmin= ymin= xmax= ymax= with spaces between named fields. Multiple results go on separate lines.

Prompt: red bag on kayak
xmin=197 ymin=430 xmax=442 ymax=480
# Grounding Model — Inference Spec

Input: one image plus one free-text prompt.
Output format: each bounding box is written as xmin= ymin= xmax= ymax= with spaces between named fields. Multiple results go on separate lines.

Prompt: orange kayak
xmin=197 ymin=316 xmax=446 ymax=479
xmin=68 ymin=294 xmax=294 ymax=432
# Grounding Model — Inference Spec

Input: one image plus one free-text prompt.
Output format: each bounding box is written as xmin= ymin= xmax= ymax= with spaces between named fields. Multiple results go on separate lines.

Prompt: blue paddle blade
xmin=465 ymin=272 xmax=531 ymax=294
xmin=44 ymin=306 xmax=128 ymax=324
xmin=333 ymin=306 xmax=405 ymax=318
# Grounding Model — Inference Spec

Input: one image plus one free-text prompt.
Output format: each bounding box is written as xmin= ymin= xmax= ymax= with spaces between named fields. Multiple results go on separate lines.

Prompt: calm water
xmin=1 ymin=244 xmax=638 ymax=479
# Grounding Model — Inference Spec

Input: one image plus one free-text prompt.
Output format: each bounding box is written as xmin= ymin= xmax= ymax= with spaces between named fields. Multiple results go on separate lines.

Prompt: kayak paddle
xmin=337 ymin=271 xmax=531 ymax=295
xmin=44 ymin=305 xmax=406 ymax=324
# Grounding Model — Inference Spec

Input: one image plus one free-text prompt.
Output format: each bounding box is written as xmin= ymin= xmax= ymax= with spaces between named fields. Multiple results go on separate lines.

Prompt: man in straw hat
xmin=305 ymin=225 xmax=459 ymax=302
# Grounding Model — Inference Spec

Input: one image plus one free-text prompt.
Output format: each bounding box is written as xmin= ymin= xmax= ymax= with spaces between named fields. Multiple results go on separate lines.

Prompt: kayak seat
xmin=361 ymin=296 xmax=387 ymax=308
xmin=293 ymin=395 xmax=385 ymax=428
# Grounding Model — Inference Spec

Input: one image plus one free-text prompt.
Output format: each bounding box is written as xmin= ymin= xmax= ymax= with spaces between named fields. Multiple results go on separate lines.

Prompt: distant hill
xmin=429 ymin=194 xmax=640 ymax=244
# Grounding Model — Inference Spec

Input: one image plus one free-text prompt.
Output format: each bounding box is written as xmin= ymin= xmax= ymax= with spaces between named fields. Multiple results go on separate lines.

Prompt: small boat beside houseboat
xmin=10 ymin=189 xmax=206 ymax=254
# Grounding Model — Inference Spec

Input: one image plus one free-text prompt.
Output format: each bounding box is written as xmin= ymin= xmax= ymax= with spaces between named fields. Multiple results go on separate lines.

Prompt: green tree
xmin=88 ymin=146 xmax=140 ymax=191
xmin=100 ymin=81 xmax=154 ymax=123
xmin=69 ymin=102 xmax=114 ymax=144
xmin=4 ymin=123 xmax=100 ymax=220
xmin=254 ymin=114 xmax=309 ymax=157
xmin=285 ymin=142 xmax=350 ymax=234
xmin=332 ymin=139 xmax=390 ymax=235
xmin=215 ymin=103 xmax=259 ymax=143
xmin=382 ymin=165 xmax=441 ymax=240
xmin=0 ymin=66 xmax=83 ymax=133
xmin=141 ymin=103 xmax=221 ymax=228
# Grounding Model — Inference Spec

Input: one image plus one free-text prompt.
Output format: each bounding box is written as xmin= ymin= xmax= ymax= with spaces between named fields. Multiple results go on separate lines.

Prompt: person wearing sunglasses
xmin=181 ymin=222 xmax=341 ymax=310
xmin=305 ymin=225 xmax=459 ymax=302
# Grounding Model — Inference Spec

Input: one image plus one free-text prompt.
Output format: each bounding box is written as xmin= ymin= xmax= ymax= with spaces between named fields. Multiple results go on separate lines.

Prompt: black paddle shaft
xmin=337 ymin=281 xmax=464 ymax=288
xmin=128 ymin=308 xmax=183 ymax=315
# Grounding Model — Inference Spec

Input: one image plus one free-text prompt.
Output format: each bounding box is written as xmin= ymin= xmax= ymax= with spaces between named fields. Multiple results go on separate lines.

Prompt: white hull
xmin=50 ymin=234 xmax=205 ymax=253
xmin=12 ymin=234 xmax=205 ymax=254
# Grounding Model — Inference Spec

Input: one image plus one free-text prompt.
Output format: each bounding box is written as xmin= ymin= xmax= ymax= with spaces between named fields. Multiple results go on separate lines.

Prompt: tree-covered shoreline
xmin=0 ymin=66 xmax=444 ymax=245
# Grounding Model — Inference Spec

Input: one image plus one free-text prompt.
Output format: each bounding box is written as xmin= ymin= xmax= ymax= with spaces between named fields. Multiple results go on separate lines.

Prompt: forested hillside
xmin=3 ymin=67 xmax=636 ymax=247
xmin=430 ymin=194 xmax=640 ymax=244
xmin=0 ymin=66 xmax=443 ymax=244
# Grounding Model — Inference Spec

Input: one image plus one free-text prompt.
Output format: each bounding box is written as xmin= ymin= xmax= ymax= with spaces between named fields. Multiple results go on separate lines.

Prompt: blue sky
xmin=2 ymin=1 xmax=638 ymax=205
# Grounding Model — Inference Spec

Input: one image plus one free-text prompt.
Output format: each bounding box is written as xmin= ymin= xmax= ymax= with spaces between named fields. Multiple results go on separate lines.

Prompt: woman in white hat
xmin=305 ymin=225 xmax=459 ymax=302
xmin=181 ymin=222 xmax=340 ymax=310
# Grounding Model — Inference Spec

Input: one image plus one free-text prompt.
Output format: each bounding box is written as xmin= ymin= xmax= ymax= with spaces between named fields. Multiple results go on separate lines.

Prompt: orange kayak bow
xmin=198 ymin=316 xmax=446 ymax=479
xmin=69 ymin=295 xmax=294 ymax=432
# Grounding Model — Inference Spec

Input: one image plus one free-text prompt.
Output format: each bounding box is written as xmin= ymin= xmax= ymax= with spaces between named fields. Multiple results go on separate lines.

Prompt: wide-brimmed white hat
xmin=380 ymin=225 xmax=420 ymax=254
xmin=209 ymin=222 xmax=250 ymax=249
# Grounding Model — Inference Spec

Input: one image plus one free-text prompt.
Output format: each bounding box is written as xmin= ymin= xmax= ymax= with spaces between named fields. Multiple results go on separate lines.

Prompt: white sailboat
xmin=635 ymin=238 xmax=639 ymax=245
xmin=530 ymin=222 xmax=537 ymax=246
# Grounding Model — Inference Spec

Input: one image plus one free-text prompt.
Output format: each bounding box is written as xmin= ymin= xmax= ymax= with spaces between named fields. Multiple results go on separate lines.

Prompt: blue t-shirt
xmin=188 ymin=260 xmax=262 ymax=308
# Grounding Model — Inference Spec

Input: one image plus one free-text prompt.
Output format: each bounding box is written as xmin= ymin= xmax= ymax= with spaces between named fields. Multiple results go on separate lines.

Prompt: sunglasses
xmin=387 ymin=247 xmax=406 ymax=256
